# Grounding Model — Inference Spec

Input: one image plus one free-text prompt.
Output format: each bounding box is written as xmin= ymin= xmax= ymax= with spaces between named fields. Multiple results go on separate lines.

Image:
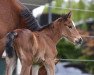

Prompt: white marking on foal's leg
xmin=32 ymin=65 xmax=40 ymax=75
xmin=17 ymin=58 xmax=22 ymax=75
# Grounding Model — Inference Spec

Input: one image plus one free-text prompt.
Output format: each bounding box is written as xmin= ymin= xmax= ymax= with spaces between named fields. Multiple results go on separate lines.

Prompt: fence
xmin=22 ymin=3 xmax=94 ymax=13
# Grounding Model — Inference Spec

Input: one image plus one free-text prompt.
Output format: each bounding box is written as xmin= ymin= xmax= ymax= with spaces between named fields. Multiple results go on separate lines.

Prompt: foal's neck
xmin=42 ymin=20 xmax=63 ymax=44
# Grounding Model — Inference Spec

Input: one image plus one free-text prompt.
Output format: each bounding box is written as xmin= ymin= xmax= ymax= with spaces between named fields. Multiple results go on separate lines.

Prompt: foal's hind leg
xmin=44 ymin=59 xmax=55 ymax=75
xmin=5 ymin=55 xmax=17 ymax=75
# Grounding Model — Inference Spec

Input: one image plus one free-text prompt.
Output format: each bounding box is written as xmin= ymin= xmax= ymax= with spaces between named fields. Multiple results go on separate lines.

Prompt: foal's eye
xmin=68 ymin=26 xmax=72 ymax=29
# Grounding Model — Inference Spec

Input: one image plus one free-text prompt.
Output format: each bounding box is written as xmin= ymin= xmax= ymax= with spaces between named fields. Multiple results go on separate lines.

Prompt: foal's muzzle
xmin=75 ymin=38 xmax=83 ymax=45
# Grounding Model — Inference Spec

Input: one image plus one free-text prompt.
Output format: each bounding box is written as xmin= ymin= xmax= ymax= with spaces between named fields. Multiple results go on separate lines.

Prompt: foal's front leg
xmin=32 ymin=65 xmax=40 ymax=75
xmin=44 ymin=59 xmax=55 ymax=75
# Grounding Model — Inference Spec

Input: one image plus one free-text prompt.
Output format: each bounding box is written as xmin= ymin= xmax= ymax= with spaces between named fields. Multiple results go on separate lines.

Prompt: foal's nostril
xmin=79 ymin=38 xmax=83 ymax=44
xmin=75 ymin=38 xmax=83 ymax=45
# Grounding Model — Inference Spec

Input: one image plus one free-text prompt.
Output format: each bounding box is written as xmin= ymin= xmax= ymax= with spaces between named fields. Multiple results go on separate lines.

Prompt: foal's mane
xmin=39 ymin=14 xmax=67 ymax=31
xmin=39 ymin=23 xmax=53 ymax=31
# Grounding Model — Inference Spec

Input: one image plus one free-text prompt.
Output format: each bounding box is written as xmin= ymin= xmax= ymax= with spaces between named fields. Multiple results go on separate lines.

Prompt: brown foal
xmin=5 ymin=11 xmax=82 ymax=75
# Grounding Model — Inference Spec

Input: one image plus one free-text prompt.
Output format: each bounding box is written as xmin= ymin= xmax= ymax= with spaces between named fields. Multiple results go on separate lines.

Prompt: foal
xmin=6 ymin=12 xmax=82 ymax=75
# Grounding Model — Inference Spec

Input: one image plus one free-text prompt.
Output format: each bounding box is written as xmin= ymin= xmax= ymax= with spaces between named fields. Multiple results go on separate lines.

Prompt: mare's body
xmin=0 ymin=0 xmax=41 ymax=57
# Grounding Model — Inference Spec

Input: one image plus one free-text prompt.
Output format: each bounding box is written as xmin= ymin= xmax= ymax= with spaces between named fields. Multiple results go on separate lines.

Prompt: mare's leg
xmin=44 ymin=59 xmax=55 ymax=75
xmin=0 ymin=37 xmax=6 ymax=57
xmin=32 ymin=65 xmax=40 ymax=75
xmin=20 ymin=63 xmax=31 ymax=75
xmin=5 ymin=55 xmax=17 ymax=75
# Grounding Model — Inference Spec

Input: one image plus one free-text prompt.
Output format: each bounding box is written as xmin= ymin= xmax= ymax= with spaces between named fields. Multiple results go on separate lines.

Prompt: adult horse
xmin=0 ymin=0 xmax=43 ymax=58
xmin=6 ymin=11 xmax=82 ymax=75
xmin=0 ymin=0 xmax=46 ymax=75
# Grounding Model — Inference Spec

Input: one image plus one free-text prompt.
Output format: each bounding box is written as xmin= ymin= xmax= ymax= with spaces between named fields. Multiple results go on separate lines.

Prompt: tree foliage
xmin=43 ymin=0 xmax=94 ymax=21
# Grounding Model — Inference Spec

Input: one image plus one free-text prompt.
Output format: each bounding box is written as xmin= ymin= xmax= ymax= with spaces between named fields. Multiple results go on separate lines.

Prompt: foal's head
xmin=53 ymin=11 xmax=82 ymax=45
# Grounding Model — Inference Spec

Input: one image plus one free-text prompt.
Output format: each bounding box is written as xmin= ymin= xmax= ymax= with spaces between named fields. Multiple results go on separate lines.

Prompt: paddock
xmin=0 ymin=0 xmax=94 ymax=75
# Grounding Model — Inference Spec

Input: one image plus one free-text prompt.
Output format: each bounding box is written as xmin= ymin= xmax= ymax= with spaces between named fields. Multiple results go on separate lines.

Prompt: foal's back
xmin=13 ymin=29 xmax=57 ymax=64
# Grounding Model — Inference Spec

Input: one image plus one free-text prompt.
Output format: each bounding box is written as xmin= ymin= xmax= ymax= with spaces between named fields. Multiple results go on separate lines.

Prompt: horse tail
xmin=6 ymin=32 xmax=17 ymax=58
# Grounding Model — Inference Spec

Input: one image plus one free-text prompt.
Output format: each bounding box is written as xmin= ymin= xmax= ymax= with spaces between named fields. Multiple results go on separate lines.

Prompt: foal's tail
xmin=6 ymin=32 xmax=17 ymax=58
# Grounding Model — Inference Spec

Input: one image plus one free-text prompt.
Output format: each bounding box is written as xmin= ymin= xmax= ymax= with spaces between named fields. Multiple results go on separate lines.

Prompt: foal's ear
xmin=66 ymin=11 xmax=72 ymax=18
